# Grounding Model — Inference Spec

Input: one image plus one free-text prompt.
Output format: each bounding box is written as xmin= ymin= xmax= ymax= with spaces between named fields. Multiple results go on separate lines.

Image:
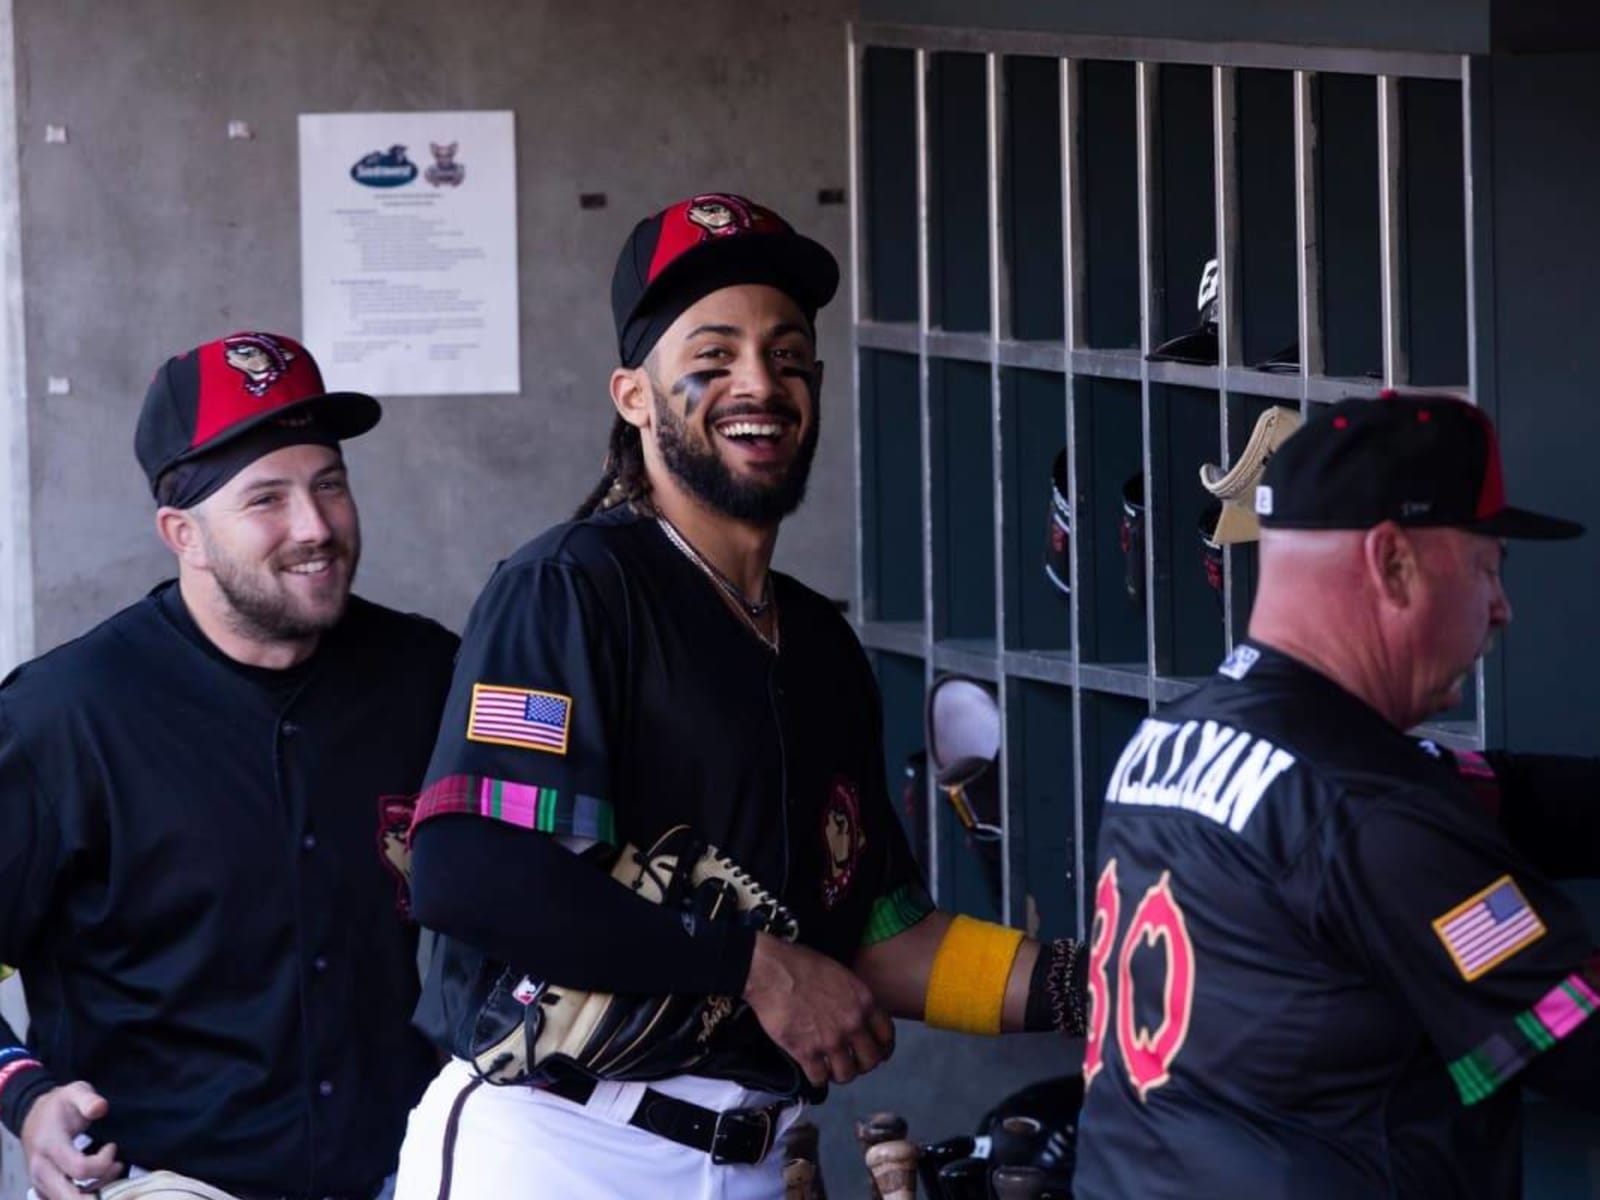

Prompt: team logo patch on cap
xmin=686 ymin=192 xmax=755 ymax=237
xmin=467 ymin=683 xmax=572 ymax=755
xmin=1433 ymin=875 xmax=1546 ymax=981
xmin=223 ymin=332 xmax=297 ymax=396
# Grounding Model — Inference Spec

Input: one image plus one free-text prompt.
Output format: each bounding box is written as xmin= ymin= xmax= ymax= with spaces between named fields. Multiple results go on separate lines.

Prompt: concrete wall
xmin=14 ymin=0 xmax=857 ymax=655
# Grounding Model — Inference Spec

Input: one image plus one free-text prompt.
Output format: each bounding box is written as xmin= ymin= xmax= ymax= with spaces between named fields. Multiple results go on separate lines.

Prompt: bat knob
xmin=866 ymin=1138 xmax=920 ymax=1200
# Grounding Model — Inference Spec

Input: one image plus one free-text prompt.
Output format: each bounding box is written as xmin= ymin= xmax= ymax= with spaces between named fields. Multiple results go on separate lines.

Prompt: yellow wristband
xmin=923 ymin=915 xmax=1024 ymax=1035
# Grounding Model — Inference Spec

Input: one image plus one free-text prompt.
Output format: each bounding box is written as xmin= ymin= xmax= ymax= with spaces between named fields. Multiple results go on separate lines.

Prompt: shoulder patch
xmin=1432 ymin=875 xmax=1546 ymax=981
xmin=467 ymin=683 xmax=572 ymax=755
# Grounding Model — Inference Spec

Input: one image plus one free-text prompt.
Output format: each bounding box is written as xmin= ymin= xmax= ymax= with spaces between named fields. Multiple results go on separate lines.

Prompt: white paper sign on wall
xmin=298 ymin=111 xmax=520 ymax=397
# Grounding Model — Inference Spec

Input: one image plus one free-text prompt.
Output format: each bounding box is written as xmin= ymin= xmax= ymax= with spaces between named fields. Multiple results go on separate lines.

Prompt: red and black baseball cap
xmin=135 ymin=331 xmax=380 ymax=502
xmin=611 ymin=192 xmax=839 ymax=367
xmin=1256 ymin=389 xmax=1584 ymax=540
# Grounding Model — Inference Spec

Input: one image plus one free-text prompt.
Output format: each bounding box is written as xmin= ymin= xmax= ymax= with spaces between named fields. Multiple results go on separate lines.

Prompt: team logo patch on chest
xmin=821 ymin=776 xmax=867 ymax=909
xmin=377 ymin=795 xmax=418 ymax=919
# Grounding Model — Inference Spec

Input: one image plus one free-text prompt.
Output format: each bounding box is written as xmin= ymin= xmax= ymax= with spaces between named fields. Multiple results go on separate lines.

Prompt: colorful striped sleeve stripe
xmin=412 ymin=774 xmax=616 ymax=846
xmin=861 ymin=883 xmax=936 ymax=946
xmin=0 ymin=1049 xmax=44 ymax=1101
xmin=1448 ymin=959 xmax=1600 ymax=1105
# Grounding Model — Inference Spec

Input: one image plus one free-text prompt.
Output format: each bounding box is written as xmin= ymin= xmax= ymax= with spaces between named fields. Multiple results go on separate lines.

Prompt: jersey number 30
xmin=1083 ymin=859 xmax=1196 ymax=1101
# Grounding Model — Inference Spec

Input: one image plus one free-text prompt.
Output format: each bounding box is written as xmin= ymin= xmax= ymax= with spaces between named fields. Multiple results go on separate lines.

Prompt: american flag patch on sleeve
xmin=1432 ymin=875 xmax=1546 ymax=981
xmin=466 ymin=684 xmax=572 ymax=755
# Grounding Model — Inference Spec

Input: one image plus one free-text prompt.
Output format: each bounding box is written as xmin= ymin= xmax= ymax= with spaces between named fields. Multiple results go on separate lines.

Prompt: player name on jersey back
xmin=1105 ymin=718 xmax=1297 ymax=834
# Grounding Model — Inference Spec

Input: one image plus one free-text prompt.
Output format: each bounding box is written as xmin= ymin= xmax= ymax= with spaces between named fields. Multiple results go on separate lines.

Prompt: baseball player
xmin=1073 ymin=392 xmax=1599 ymax=1199
xmin=392 ymin=193 xmax=1087 ymax=1200
xmin=0 ymin=333 xmax=457 ymax=1199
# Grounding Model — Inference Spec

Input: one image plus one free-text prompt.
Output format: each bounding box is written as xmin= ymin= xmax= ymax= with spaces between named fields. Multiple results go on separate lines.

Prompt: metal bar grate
xmin=849 ymin=25 xmax=1480 ymax=930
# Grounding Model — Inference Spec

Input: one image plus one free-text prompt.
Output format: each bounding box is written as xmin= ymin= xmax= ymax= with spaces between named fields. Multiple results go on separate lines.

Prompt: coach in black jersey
xmin=0 ymin=334 xmax=457 ymax=1200
xmin=394 ymin=194 xmax=1087 ymax=1200
xmin=1075 ymin=392 xmax=1599 ymax=1199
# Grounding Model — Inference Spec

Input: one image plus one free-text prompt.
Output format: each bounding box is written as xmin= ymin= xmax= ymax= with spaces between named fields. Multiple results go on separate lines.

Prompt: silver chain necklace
xmin=655 ymin=516 xmax=780 ymax=652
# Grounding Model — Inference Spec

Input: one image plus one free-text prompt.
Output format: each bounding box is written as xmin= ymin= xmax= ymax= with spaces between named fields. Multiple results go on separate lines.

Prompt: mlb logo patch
xmin=1433 ymin=875 xmax=1546 ymax=981
xmin=1218 ymin=644 xmax=1260 ymax=680
xmin=467 ymin=683 xmax=572 ymax=755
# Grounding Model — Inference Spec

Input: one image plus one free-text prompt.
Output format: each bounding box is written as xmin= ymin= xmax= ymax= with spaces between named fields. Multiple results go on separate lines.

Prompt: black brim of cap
xmin=1468 ymin=506 xmax=1586 ymax=540
xmin=1253 ymin=342 xmax=1299 ymax=373
xmin=635 ymin=230 xmax=840 ymax=325
xmin=168 ymin=391 xmax=382 ymax=472
xmin=1146 ymin=326 xmax=1218 ymax=365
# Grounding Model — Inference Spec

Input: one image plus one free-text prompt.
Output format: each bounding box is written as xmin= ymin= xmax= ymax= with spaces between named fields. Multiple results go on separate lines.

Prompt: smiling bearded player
xmin=393 ymin=193 xmax=1092 ymax=1200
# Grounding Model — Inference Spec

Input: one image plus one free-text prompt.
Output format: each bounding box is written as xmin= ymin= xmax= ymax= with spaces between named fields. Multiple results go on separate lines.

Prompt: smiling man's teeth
xmin=720 ymin=421 xmax=784 ymax=438
xmin=285 ymin=560 xmax=331 ymax=575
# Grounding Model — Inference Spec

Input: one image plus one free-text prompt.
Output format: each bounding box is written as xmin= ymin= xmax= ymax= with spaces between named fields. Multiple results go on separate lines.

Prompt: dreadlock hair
xmin=573 ymin=413 xmax=652 ymax=520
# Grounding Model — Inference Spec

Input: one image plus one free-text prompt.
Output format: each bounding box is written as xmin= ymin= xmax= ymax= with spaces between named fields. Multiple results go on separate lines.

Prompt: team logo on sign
xmin=377 ymin=795 xmax=419 ymax=918
xmin=223 ymin=332 xmax=296 ymax=396
xmin=425 ymin=141 xmax=465 ymax=187
xmin=686 ymin=193 xmax=755 ymax=238
xmin=350 ymin=144 xmax=419 ymax=188
xmin=820 ymin=776 xmax=867 ymax=909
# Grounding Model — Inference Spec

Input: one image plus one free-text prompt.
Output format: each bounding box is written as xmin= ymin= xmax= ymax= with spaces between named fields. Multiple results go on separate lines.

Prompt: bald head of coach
xmin=1246 ymin=390 xmax=1582 ymax=730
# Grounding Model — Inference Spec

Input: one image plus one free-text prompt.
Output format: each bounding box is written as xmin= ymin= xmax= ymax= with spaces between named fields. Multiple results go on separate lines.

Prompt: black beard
xmin=651 ymin=382 xmax=819 ymax=524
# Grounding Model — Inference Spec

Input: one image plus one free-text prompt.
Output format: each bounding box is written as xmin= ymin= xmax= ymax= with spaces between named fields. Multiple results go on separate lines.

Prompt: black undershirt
xmin=410 ymin=814 xmax=757 ymax=996
xmin=157 ymin=583 xmax=317 ymax=703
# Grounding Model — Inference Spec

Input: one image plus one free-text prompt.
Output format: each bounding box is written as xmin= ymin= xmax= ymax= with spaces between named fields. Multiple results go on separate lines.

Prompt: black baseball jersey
xmin=0 ymin=582 xmax=457 ymax=1198
xmin=411 ymin=506 xmax=931 ymax=1089
xmin=1074 ymin=642 xmax=1599 ymax=1200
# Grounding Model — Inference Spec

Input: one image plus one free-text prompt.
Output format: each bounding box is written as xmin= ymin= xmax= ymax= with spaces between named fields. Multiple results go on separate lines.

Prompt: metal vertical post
xmin=1135 ymin=61 xmax=1159 ymax=703
xmin=983 ymin=52 xmax=1015 ymax=925
xmin=914 ymin=50 xmax=941 ymax=899
xmin=1461 ymin=56 xmax=1487 ymax=748
xmin=1294 ymin=70 xmax=1325 ymax=404
xmin=847 ymin=31 xmax=867 ymax=634
xmin=1378 ymin=74 xmax=1406 ymax=387
xmin=1212 ymin=66 xmax=1239 ymax=652
xmin=1060 ymin=57 xmax=1088 ymax=940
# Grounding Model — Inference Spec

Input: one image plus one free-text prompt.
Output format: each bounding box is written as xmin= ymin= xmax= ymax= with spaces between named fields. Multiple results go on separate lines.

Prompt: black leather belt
xmin=230 ymin=1183 xmax=382 ymax=1200
xmin=543 ymin=1074 xmax=787 ymax=1165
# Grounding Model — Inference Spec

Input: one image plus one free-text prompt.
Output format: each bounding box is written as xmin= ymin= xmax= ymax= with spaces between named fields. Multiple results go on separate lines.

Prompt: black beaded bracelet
xmin=1023 ymin=937 xmax=1087 ymax=1036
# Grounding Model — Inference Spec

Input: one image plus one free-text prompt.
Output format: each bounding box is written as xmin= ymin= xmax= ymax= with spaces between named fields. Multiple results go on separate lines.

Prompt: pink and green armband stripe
xmin=1449 ymin=960 xmax=1600 ymax=1105
xmin=412 ymin=774 xmax=616 ymax=845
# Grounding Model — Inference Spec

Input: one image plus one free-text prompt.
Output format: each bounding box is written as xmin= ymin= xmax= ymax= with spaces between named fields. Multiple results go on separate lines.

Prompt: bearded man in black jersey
xmin=393 ymin=193 xmax=1089 ymax=1200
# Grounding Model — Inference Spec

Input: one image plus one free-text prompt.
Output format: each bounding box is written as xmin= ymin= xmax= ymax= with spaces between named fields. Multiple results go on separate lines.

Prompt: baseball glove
xmin=468 ymin=823 xmax=798 ymax=1086
xmin=98 ymin=1172 xmax=242 ymax=1200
